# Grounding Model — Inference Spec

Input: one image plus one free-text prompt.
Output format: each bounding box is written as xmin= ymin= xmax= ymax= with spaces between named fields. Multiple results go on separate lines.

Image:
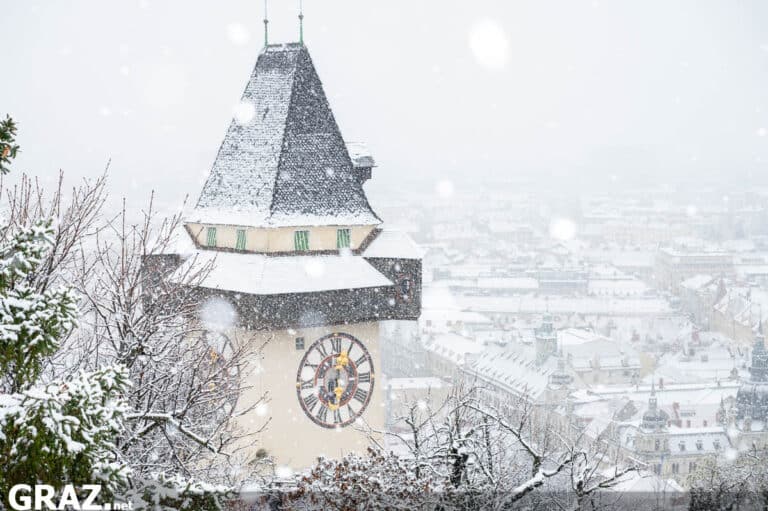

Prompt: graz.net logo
xmin=7 ymin=484 xmax=132 ymax=510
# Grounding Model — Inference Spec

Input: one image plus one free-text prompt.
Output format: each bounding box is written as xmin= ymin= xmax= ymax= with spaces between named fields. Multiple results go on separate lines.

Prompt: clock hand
xmin=335 ymin=350 xmax=350 ymax=370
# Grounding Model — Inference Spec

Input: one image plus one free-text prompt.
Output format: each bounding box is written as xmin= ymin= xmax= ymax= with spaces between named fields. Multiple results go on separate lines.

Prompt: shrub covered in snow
xmin=288 ymin=447 xmax=456 ymax=510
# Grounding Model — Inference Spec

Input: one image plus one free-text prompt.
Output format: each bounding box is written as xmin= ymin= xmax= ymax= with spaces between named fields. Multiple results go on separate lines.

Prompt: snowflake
xmin=233 ymin=101 xmax=256 ymax=125
xmin=468 ymin=19 xmax=509 ymax=71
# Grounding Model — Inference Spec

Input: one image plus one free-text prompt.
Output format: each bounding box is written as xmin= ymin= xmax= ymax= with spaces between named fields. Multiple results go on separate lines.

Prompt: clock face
xmin=295 ymin=332 xmax=375 ymax=429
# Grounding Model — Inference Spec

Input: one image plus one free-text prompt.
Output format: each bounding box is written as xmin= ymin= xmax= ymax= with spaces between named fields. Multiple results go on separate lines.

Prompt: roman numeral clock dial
xmin=296 ymin=333 xmax=374 ymax=428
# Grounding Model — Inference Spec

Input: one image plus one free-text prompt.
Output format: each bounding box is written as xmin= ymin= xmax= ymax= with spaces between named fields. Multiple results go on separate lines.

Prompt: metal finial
xmin=299 ymin=0 xmax=305 ymax=44
xmin=263 ymin=0 xmax=269 ymax=47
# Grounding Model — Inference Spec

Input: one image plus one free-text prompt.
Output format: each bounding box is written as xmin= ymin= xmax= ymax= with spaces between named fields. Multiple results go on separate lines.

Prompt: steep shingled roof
xmin=193 ymin=43 xmax=380 ymax=227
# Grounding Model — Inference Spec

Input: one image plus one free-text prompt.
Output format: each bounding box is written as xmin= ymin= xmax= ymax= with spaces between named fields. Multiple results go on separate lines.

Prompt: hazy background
xmin=2 ymin=0 xmax=768 ymax=211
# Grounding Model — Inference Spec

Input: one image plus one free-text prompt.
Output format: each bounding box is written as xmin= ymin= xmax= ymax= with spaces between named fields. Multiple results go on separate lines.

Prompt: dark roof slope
xmin=193 ymin=43 xmax=380 ymax=227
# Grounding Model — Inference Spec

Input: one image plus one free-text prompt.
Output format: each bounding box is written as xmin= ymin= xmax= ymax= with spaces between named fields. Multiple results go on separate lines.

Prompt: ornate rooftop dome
xmin=641 ymin=382 xmax=669 ymax=432
xmin=736 ymin=322 xmax=768 ymax=422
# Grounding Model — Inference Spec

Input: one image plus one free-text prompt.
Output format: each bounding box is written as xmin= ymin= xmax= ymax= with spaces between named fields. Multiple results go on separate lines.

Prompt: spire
xmin=263 ymin=0 xmax=269 ymax=47
xmin=755 ymin=309 xmax=765 ymax=351
xmin=298 ymin=0 xmax=305 ymax=44
xmin=749 ymin=311 xmax=768 ymax=382
xmin=641 ymin=379 xmax=668 ymax=432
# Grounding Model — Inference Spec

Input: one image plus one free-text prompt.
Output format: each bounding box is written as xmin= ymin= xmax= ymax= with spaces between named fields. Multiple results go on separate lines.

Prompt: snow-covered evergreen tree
xmin=0 ymin=116 xmax=232 ymax=509
xmin=0 ymin=219 xmax=132 ymax=501
xmin=0 ymin=118 xmax=130 ymax=504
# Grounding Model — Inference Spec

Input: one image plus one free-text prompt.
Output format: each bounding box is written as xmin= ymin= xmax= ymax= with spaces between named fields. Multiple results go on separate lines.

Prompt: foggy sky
xmin=2 ymin=0 xmax=768 ymax=210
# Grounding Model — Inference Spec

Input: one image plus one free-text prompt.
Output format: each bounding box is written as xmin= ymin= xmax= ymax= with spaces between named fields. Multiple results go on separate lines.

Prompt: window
xmin=336 ymin=228 xmax=351 ymax=249
xmin=671 ymin=463 xmax=679 ymax=474
xmin=206 ymin=227 xmax=217 ymax=247
xmin=236 ymin=229 xmax=247 ymax=250
xmin=654 ymin=439 xmax=660 ymax=451
xmin=679 ymin=441 xmax=686 ymax=452
xmin=696 ymin=439 xmax=703 ymax=451
xmin=689 ymin=462 xmax=697 ymax=473
xmin=294 ymin=230 xmax=309 ymax=251
xmin=295 ymin=337 xmax=305 ymax=350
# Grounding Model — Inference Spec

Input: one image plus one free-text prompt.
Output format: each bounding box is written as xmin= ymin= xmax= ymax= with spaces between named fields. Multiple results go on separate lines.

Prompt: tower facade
xmin=151 ymin=42 xmax=421 ymax=469
xmin=735 ymin=324 xmax=768 ymax=423
xmin=535 ymin=313 xmax=557 ymax=365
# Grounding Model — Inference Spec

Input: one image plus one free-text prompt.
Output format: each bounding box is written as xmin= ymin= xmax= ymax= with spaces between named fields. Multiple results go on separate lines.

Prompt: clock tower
xmin=148 ymin=41 xmax=422 ymax=470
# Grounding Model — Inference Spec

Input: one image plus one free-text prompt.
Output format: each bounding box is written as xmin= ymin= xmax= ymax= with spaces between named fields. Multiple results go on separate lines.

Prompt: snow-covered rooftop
xmin=424 ymin=332 xmax=486 ymax=365
xmin=363 ymin=229 xmax=424 ymax=259
xmin=169 ymin=251 xmax=392 ymax=295
xmin=680 ymin=274 xmax=715 ymax=291
xmin=193 ymin=43 xmax=380 ymax=228
xmin=458 ymin=295 xmax=674 ymax=316
xmin=386 ymin=377 xmax=447 ymax=390
xmin=557 ymin=328 xmax=642 ymax=369
xmin=464 ymin=343 xmax=556 ymax=400
xmin=572 ymin=381 xmax=740 ymax=408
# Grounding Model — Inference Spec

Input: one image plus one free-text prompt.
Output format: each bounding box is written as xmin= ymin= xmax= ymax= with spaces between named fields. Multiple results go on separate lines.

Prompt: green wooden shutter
xmin=206 ymin=227 xmax=217 ymax=247
xmin=294 ymin=230 xmax=309 ymax=251
xmin=236 ymin=229 xmax=247 ymax=250
xmin=337 ymin=228 xmax=351 ymax=249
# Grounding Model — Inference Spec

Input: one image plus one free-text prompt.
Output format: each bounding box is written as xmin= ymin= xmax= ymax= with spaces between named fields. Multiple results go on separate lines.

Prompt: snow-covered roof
xmin=737 ymin=264 xmax=768 ymax=278
xmin=475 ymin=277 xmax=539 ymax=290
xmin=160 ymin=227 xmax=198 ymax=256
xmin=420 ymin=308 xmax=491 ymax=326
xmin=193 ymin=43 xmax=380 ymax=228
xmin=680 ymin=274 xmax=714 ymax=291
xmin=422 ymin=283 xmax=461 ymax=310
xmin=572 ymin=382 xmax=739 ymax=410
xmin=602 ymin=470 xmax=685 ymax=494
xmin=464 ymin=343 xmax=556 ymax=400
xmin=386 ymin=377 xmax=447 ymax=390
xmin=651 ymin=341 xmax=746 ymax=384
xmin=588 ymin=278 xmax=648 ymax=295
xmin=558 ymin=328 xmax=641 ymax=369
xmin=169 ymin=251 xmax=392 ymax=295
xmin=665 ymin=427 xmax=729 ymax=455
xmin=458 ymin=295 xmax=673 ymax=316
xmin=714 ymin=287 xmax=768 ymax=328
xmin=424 ymin=332 xmax=485 ymax=365
xmin=363 ymin=229 xmax=424 ymax=259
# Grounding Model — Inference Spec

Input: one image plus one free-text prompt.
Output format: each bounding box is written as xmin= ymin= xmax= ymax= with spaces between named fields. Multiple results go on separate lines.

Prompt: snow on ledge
xmin=169 ymin=251 xmax=393 ymax=295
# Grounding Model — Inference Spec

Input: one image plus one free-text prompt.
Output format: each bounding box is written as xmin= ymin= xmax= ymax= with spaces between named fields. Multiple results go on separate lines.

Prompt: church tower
xmin=735 ymin=322 xmax=768 ymax=424
xmin=535 ymin=313 xmax=557 ymax=365
xmin=634 ymin=383 xmax=670 ymax=455
xmin=150 ymin=41 xmax=422 ymax=469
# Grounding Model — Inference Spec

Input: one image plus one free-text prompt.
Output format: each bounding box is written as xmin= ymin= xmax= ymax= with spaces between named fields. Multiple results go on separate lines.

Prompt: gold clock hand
xmin=335 ymin=350 xmax=349 ymax=369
